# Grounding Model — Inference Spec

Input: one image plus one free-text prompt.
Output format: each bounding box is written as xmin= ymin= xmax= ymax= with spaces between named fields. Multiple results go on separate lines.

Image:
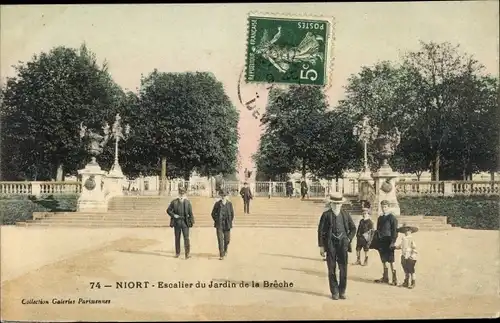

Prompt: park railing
xmin=1 ymin=180 xmax=499 ymax=198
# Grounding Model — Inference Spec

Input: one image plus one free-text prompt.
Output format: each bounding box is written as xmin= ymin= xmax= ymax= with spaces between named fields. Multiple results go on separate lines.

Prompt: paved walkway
xmin=1 ymin=226 xmax=499 ymax=320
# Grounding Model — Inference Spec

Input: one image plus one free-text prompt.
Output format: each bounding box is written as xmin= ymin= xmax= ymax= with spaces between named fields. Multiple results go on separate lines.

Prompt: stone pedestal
xmin=77 ymin=162 xmax=108 ymax=212
xmin=106 ymin=165 xmax=125 ymax=198
xmin=358 ymin=171 xmax=374 ymax=203
xmin=371 ymin=165 xmax=400 ymax=216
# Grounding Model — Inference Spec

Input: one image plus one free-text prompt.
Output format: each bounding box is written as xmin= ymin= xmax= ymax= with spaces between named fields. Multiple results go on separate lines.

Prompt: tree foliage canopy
xmin=121 ymin=70 xmax=239 ymax=180
xmin=1 ymin=44 xmax=124 ymax=180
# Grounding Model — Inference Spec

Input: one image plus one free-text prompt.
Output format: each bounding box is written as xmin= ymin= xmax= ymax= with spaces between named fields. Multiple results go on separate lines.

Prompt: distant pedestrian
xmin=395 ymin=223 xmax=418 ymax=289
xmin=353 ymin=202 xmax=374 ymax=266
xmin=239 ymin=182 xmax=253 ymax=214
xmin=166 ymin=187 xmax=195 ymax=259
xmin=286 ymin=179 xmax=294 ymax=198
xmin=300 ymin=179 xmax=308 ymax=200
xmin=374 ymin=200 xmax=399 ymax=286
xmin=211 ymin=190 xmax=235 ymax=260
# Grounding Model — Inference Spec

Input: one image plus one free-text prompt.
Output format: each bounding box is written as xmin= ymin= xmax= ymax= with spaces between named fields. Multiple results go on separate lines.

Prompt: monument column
xmin=371 ymin=130 xmax=401 ymax=217
xmin=77 ymin=123 xmax=111 ymax=212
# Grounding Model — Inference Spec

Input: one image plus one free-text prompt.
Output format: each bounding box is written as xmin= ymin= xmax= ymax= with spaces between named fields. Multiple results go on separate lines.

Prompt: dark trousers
xmin=325 ymin=238 xmax=349 ymax=296
xmin=243 ymin=199 xmax=250 ymax=213
xmin=216 ymin=227 xmax=231 ymax=256
xmin=174 ymin=222 xmax=190 ymax=255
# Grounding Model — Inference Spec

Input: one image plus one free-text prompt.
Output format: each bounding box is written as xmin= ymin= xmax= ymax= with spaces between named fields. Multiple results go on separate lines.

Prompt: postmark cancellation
xmin=245 ymin=13 xmax=335 ymax=87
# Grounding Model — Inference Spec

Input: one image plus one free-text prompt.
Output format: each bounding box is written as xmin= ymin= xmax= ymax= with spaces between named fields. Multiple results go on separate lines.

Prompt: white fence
xmin=1 ymin=180 xmax=498 ymax=197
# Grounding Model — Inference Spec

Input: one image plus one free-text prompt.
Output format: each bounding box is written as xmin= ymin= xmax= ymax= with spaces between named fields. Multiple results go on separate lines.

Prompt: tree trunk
xmin=432 ymin=151 xmax=440 ymax=181
xmin=160 ymin=156 xmax=167 ymax=194
xmin=416 ymin=173 xmax=421 ymax=181
xmin=56 ymin=163 xmax=64 ymax=182
xmin=462 ymin=168 xmax=467 ymax=181
xmin=491 ymin=171 xmax=495 ymax=182
xmin=301 ymin=159 xmax=306 ymax=178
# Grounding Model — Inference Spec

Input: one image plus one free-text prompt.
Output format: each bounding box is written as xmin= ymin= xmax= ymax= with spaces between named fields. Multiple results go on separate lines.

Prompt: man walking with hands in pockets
xmin=211 ymin=189 xmax=235 ymax=260
xmin=318 ymin=192 xmax=356 ymax=300
xmin=167 ymin=187 xmax=195 ymax=259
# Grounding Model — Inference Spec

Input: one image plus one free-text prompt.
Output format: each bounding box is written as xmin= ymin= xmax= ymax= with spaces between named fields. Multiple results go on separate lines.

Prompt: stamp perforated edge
xmin=244 ymin=11 xmax=336 ymax=90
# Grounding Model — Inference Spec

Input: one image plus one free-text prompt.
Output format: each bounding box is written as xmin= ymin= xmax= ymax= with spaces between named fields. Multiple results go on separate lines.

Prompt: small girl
xmin=395 ymin=223 xmax=418 ymax=289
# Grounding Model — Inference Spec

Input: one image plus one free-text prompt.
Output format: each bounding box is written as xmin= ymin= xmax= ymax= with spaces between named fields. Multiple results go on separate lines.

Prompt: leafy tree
xmin=0 ymin=44 xmax=123 ymax=181
xmin=258 ymin=85 xmax=330 ymax=178
xmin=402 ymin=41 xmax=485 ymax=180
xmin=127 ymin=71 xmax=239 ymax=180
xmin=442 ymin=75 xmax=499 ymax=179
xmin=308 ymin=109 xmax=360 ymax=180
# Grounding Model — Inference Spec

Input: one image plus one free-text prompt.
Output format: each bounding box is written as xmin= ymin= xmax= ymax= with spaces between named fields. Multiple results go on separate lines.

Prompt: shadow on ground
xmin=262 ymin=252 xmax=324 ymax=262
xmin=282 ymin=267 xmax=380 ymax=286
xmin=119 ymin=249 xmax=219 ymax=260
xmin=211 ymin=278 xmax=330 ymax=299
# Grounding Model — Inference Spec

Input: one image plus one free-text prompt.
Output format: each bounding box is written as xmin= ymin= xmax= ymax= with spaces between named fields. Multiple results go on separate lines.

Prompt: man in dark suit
xmin=318 ymin=192 xmax=356 ymax=300
xmin=239 ymin=182 xmax=253 ymax=214
xmin=300 ymin=179 xmax=308 ymax=200
xmin=211 ymin=190 xmax=235 ymax=260
xmin=166 ymin=187 xmax=195 ymax=259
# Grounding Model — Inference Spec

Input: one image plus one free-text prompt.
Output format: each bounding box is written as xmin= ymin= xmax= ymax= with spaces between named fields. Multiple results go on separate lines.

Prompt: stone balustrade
xmin=395 ymin=180 xmax=500 ymax=197
xmin=1 ymin=180 xmax=499 ymax=197
xmin=0 ymin=181 xmax=82 ymax=196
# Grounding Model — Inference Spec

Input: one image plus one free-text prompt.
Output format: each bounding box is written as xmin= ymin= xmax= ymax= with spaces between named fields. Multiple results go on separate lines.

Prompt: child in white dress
xmin=395 ymin=223 xmax=418 ymax=289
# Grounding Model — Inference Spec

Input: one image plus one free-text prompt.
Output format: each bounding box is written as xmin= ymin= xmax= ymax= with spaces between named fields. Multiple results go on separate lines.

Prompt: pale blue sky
xmin=1 ymin=3 xmax=498 ymax=175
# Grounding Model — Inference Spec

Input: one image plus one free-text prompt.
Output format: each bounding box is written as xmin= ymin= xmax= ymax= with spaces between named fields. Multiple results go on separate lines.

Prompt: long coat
xmin=211 ymin=200 xmax=235 ymax=230
xmin=167 ymin=198 xmax=195 ymax=228
xmin=318 ymin=208 xmax=356 ymax=253
xmin=239 ymin=187 xmax=253 ymax=200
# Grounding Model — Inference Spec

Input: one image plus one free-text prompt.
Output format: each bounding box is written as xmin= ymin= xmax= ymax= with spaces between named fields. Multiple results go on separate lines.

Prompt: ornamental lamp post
xmin=353 ymin=116 xmax=379 ymax=179
xmin=108 ymin=113 xmax=130 ymax=177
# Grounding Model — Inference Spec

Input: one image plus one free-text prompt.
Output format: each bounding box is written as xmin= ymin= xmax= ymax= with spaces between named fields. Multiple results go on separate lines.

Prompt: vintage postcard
xmin=1 ymin=2 xmax=499 ymax=321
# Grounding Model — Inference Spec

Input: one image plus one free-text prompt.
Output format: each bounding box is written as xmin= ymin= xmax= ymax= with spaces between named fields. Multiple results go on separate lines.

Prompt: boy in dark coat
xmin=239 ymin=182 xmax=253 ymax=214
xmin=318 ymin=193 xmax=357 ymax=300
xmin=166 ymin=187 xmax=195 ymax=259
xmin=211 ymin=190 xmax=235 ymax=260
xmin=353 ymin=202 xmax=374 ymax=266
xmin=374 ymin=200 xmax=399 ymax=285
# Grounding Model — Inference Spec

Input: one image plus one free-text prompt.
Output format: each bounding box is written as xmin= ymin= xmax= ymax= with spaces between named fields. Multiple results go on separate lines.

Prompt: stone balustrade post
xmin=31 ymin=182 xmax=42 ymax=196
xmin=443 ymin=181 xmax=454 ymax=197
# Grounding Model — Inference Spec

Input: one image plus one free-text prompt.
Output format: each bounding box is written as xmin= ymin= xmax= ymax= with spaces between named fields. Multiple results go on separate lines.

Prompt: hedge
xmin=0 ymin=194 xmax=78 ymax=225
xmin=399 ymin=196 xmax=500 ymax=230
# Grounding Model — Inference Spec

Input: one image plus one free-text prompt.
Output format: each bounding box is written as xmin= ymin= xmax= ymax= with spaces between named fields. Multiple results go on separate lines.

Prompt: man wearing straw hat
xmin=318 ymin=192 xmax=356 ymax=300
xmin=211 ymin=189 xmax=235 ymax=260
xmin=166 ymin=187 xmax=195 ymax=259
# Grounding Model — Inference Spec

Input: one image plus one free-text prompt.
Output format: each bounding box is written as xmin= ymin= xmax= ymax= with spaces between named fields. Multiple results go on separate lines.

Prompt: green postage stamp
xmin=245 ymin=14 xmax=334 ymax=86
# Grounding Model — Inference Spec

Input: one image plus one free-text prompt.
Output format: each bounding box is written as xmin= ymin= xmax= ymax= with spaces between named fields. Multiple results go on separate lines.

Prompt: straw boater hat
xmin=328 ymin=192 xmax=347 ymax=204
xmin=397 ymin=223 xmax=419 ymax=233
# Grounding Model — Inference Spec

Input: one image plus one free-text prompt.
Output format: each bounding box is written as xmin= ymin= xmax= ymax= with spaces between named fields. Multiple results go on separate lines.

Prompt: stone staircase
xmin=16 ymin=196 xmax=453 ymax=230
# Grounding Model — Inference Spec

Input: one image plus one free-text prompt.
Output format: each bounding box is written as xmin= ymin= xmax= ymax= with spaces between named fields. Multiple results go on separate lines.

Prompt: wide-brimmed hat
xmin=328 ymin=192 xmax=347 ymax=204
xmin=397 ymin=223 xmax=418 ymax=233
